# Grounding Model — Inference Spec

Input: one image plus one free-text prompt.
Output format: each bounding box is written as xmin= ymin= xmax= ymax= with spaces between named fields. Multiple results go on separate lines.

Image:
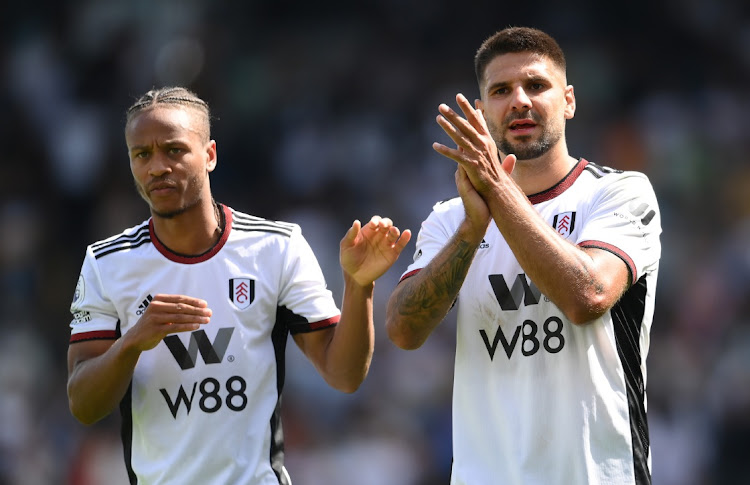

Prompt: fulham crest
xmin=229 ymin=278 xmax=255 ymax=309
xmin=552 ymin=211 xmax=576 ymax=238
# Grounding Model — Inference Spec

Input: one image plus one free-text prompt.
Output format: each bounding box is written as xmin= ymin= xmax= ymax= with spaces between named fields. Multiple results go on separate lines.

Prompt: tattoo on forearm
xmin=397 ymin=238 xmax=476 ymax=322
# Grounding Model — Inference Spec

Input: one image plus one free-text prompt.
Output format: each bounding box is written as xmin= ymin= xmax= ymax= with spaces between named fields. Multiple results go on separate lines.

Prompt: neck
xmin=151 ymin=200 xmax=223 ymax=256
xmin=511 ymin=144 xmax=577 ymax=196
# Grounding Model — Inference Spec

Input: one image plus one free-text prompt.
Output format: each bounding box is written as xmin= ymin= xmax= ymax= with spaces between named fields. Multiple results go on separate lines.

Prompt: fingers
xmin=367 ymin=215 xmax=392 ymax=230
xmin=438 ymin=93 xmax=486 ymax=140
xmin=361 ymin=216 xmax=411 ymax=247
xmin=501 ymin=153 xmax=517 ymax=174
xmin=433 ymin=93 xmax=493 ymax=165
xmin=455 ymin=93 xmax=487 ymax=132
xmin=342 ymin=219 xmax=362 ymax=246
xmin=146 ymin=294 xmax=213 ymax=327
xmin=152 ymin=293 xmax=209 ymax=309
xmin=394 ymin=228 xmax=412 ymax=250
xmin=455 ymin=166 xmax=471 ymax=192
xmin=436 ymin=105 xmax=480 ymax=156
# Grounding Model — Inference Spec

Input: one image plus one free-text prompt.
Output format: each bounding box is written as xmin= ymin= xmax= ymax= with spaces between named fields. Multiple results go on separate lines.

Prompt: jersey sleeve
xmin=277 ymin=226 xmax=341 ymax=334
xmin=69 ymin=248 xmax=120 ymax=343
xmin=577 ymin=173 xmax=662 ymax=285
xmin=400 ymin=198 xmax=461 ymax=281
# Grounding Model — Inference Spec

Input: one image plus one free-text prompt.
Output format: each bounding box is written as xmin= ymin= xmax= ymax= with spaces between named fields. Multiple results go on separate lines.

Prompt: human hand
xmin=456 ymin=166 xmax=490 ymax=235
xmin=340 ymin=216 xmax=412 ymax=287
xmin=124 ymin=294 xmax=212 ymax=351
xmin=433 ymin=93 xmax=515 ymax=194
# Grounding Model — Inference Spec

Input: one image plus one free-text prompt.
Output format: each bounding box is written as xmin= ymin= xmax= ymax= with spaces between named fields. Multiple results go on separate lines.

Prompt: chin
xmin=151 ymin=205 xmax=187 ymax=219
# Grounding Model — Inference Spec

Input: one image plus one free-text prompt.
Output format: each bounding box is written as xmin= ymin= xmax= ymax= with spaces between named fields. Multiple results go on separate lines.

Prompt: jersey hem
xmin=70 ymin=330 xmax=118 ymax=343
xmin=579 ymin=239 xmax=637 ymax=285
xmin=289 ymin=315 xmax=340 ymax=334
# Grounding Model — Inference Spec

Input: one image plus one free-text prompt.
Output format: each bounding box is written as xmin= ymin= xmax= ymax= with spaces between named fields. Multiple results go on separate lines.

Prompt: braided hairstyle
xmin=125 ymin=86 xmax=211 ymax=141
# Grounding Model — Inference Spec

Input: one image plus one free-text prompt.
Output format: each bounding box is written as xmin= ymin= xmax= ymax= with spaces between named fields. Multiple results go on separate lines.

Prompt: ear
xmin=205 ymin=140 xmax=217 ymax=173
xmin=474 ymin=98 xmax=485 ymax=113
xmin=564 ymin=85 xmax=576 ymax=120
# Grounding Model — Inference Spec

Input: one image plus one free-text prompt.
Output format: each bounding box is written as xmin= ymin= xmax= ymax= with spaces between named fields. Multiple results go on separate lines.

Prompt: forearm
xmin=67 ymin=338 xmax=141 ymax=425
xmin=386 ymin=223 xmax=482 ymax=349
xmin=486 ymin=185 xmax=620 ymax=323
xmin=321 ymin=276 xmax=375 ymax=393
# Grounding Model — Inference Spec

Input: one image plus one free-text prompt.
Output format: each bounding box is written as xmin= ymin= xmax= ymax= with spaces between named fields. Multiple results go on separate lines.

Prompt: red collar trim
xmin=149 ymin=204 xmax=232 ymax=264
xmin=527 ymin=159 xmax=588 ymax=204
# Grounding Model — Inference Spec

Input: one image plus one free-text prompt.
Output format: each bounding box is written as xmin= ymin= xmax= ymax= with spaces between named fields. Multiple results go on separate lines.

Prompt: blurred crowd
xmin=1 ymin=0 xmax=749 ymax=484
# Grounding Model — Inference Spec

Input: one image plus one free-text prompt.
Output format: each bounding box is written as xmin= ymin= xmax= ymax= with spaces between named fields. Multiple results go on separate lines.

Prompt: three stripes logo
xmin=136 ymin=294 xmax=153 ymax=315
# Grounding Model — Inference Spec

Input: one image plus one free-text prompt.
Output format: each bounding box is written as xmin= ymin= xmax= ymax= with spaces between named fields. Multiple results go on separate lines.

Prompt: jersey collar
xmin=149 ymin=203 xmax=232 ymax=264
xmin=527 ymin=158 xmax=588 ymax=204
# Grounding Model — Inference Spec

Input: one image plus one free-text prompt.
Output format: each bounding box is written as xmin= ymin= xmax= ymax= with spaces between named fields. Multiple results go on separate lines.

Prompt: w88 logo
xmin=479 ymin=316 xmax=565 ymax=360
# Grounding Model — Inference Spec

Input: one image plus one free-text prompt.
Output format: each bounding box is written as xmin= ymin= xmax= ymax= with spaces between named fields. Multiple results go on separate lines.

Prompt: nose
xmin=510 ymin=86 xmax=531 ymax=111
xmin=148 ymin=153 xmax=172 ymax=177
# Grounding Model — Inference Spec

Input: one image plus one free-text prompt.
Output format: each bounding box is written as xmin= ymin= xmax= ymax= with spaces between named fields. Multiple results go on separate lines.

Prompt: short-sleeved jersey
xmin=401 ymin=160 xmax=661 ymax=485
xmin=69 ymin=204 xmax=340 ymax=485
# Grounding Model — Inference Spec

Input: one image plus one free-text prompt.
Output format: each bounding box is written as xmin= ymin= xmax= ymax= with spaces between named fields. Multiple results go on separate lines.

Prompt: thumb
xmin=343 ymin=219 xmax=361 ymax=246
xmin=501 ymin=154 xmax=516 ymax=174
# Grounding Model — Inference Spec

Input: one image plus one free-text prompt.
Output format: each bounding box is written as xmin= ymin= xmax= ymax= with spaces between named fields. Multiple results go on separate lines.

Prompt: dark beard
xmin=497 ymin=135 xmax=556 ymax=160
xmin=489 ymin=112 xmax=563 ymax=161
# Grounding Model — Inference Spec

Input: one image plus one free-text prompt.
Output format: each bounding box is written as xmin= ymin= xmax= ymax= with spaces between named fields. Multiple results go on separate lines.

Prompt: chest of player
xmin=456 ymin=200 xmax=591 ymax=363
xmin=98 ymin=241 xmax=288 ymax=371
xmin=101 ymin=244 xmax=288 ymax=419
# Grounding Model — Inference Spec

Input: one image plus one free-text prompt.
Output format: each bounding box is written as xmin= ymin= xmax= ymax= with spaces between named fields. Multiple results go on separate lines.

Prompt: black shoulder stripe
xmin=583 ymin=162 xmax=622 ymax=179
xmin=94 ymin=236 xmax=152 ymax=259
xmin=233 ymin=212 xmax=295 ymax=230
xmin=233 ymin=221 xmax=294 ymax=237
xmin=91 ymin=224 xmax=150 ymax=250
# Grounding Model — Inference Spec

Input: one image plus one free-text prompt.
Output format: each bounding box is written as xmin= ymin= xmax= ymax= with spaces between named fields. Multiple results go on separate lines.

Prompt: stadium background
xmin=1 ymin=0 xmax=749 ymax=484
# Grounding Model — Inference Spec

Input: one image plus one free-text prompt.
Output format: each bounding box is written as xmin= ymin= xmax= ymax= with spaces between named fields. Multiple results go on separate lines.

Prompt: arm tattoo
xmin=396 ymin=238 xmax=477 ymax=322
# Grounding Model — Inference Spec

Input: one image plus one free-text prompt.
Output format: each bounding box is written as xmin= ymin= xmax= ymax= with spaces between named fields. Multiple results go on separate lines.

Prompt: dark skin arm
xmin=67 ymin=294 xmax=211 ymax=425
xmin=69 ymin=217 xmax=411 ymax=423
xmin=295 ymin=216 xmax=411 ymax=391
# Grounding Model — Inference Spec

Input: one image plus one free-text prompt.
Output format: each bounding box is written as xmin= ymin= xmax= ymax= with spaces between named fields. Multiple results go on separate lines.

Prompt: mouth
xmin=508 ymin=119 xmax=537 ymax=135
xmin=147 ymin=181 xmax=177 ymax=197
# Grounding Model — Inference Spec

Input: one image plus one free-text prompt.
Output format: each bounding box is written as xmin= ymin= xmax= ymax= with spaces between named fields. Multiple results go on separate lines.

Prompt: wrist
xmin=343 ymin=272 xmax=376 ymax=293
xmin=457 ymin=218 xmax=487 ymax=247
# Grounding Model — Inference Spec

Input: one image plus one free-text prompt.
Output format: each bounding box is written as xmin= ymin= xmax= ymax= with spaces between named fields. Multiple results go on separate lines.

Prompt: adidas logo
xmin=479 ymin=239 xmax=490 ymax=249
xmin=136 ymin=294 xmax=153 ymax=315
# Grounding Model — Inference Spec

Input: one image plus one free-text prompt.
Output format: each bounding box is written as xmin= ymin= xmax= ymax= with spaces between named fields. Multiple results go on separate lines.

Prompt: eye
xmin=133 ymin=151 xmax=149 ymax=159
xmin=168 ymin=147 xmax=184 ymax=155
xmin=492 ymin=87 xmax=509 ymax=95
xmin=529 ymin=82 xmax=545 ymax=91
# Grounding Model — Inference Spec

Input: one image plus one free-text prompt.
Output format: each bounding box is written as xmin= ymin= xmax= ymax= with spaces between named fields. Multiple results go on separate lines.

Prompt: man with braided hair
xmin=67 ymin=86 xmax=411 ymax=484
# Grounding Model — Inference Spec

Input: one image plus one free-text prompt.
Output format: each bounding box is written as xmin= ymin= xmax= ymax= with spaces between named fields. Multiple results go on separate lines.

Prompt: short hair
xmin=474 ymin=27 xmax=566 ymax=87
xmin=125 ymin=86 xmax=211 ymax=141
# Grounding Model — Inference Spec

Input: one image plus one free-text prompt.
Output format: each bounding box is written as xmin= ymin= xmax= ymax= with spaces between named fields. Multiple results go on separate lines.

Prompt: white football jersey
xmin=69 ymin=204 xmax=340 ymax=485
xmin=402 ymin=160 xmax=661 ymax=485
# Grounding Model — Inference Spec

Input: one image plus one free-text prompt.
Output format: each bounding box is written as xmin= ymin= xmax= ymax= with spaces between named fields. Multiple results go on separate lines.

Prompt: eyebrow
xmin=486 ymin=75 xmax=551 ymax=92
